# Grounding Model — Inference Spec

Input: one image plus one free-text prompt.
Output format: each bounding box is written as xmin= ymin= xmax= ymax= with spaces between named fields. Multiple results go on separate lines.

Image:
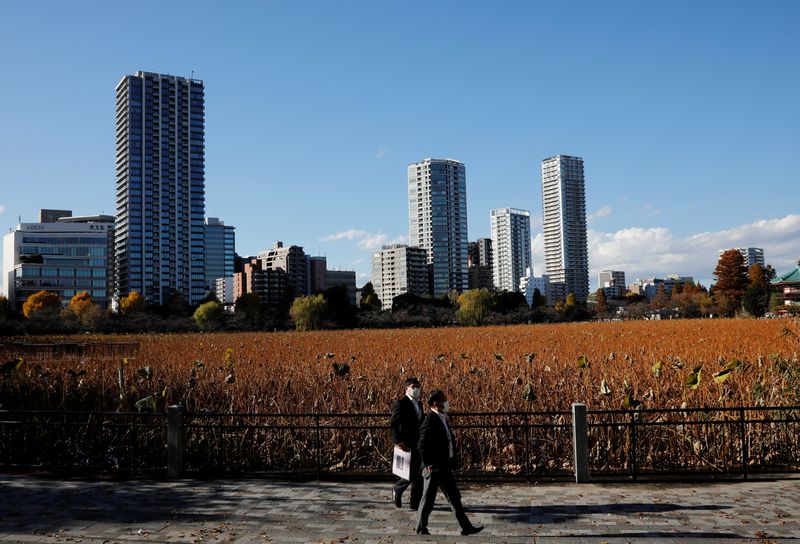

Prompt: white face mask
xmin=441 ymin=401 xmax=450 ymax=413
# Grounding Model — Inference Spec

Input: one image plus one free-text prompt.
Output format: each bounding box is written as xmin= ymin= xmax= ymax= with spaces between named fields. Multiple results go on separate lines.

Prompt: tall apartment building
xmin=308 ymin=256 xmax=328 ymax=294
xmin=467 ymin=238 xmax=493 ymax=289
xmin=2 ymin=210 xmax=114 ymax=311
xmin=541 ymin=155 xmax=589 ymax=301
xmin=114 ymin=71 xmax=206 ymax=306
xmin=408 ymin=158 xmax=468 ymax=296
xmin=490 ymin=208 xmax=532 ymax=292
xmin=258 ymin=241 xmax=308 ymax=297
xmin=720 ymin=247 xmax=765 ymax=269
xmin=371 ymin=244 xmax=429 ymax=309
xmin=204 ymin=217 xmax=235 ymax=296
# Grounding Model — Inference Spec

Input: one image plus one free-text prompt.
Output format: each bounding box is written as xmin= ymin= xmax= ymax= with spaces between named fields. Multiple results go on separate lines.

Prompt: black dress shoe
xmin=461 ymin=525 xmax=484 ymax=536
xmin=415 ymin=527 xmax=430 ymax=535
xmin=392 ymin=489 xmax=402 ymax=508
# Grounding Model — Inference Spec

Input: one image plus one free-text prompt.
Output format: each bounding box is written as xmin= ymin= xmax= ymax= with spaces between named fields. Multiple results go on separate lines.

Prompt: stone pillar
xmin=167 ymin=405 xmax=185 ymax=478
xmin=572 ymin=403 xmax=589 ymax=483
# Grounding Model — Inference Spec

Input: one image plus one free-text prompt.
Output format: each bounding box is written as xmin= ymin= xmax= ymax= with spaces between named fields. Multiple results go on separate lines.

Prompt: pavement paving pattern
xmin=0 ymin=474 xmax=798 ymax=544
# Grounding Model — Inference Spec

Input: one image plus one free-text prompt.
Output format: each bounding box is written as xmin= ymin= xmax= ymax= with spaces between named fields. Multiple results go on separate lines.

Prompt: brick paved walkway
xmin=0 ymin=475 xmax=798 ymax=543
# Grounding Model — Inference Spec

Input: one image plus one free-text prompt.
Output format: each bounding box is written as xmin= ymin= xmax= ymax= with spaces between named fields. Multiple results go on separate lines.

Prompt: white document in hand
xmin=392 ymin=445 xmax=411 ymax=480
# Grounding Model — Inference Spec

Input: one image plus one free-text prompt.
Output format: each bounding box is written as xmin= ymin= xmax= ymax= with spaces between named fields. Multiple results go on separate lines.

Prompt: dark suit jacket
xmin=390 ymin=395 xmax=424 ymax=448
xmin=418 ymin=411 xmax=456 ymax=469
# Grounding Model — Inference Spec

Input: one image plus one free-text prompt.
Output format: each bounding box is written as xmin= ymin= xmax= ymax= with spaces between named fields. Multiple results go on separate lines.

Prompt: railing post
xmin=572 ymin=403 xmax=589 ymax=483
xmin=740 ymin=408 xmax=748 ymax=480
xmin=315 ymin=414 xmax=321 ymax=481
xmin=167 ymin=405 xmax=185 ymax=478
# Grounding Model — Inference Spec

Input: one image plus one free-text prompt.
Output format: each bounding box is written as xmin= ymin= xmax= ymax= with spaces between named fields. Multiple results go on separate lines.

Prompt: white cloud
xmin=320 ymin=229 xmax=407 ymax=251
xmin=587 ymin=214 xmax=800 ymax=287
xmin=640 ymin=204 xmax=661 ymax=218
xmin=376 ymin=148 xmax=386 ymax=159
xmin=319 ymin=229 xmax=368 ymax=242
xmin=0 ymin=204 xmax=5 ymax=215
xmin=588 ymin=205 xmax=613 ymax=223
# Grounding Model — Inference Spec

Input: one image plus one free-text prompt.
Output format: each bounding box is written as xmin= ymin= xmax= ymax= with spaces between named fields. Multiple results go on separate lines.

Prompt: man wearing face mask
xmin=390 ymin=377 xmax=424 ymax=510
xmin=415 ymin=389 xmax=484 ymax=536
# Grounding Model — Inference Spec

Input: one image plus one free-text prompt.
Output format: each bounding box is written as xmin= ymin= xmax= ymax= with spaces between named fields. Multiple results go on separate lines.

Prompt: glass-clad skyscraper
xmin=541 ymin=155 xmax=589 ymax=301
xmin=408 ymin=158 xmax=468 ymax=296
xmin=204 ymin=217 xmax=235 ymax=295
xmin=114 ymin=71 xmax=206 ymax=305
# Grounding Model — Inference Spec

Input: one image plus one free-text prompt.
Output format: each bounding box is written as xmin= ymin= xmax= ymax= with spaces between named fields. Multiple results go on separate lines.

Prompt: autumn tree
xmin=650 ymin=283 xmax=668 ymax=311
xmin=713 ymin=250 xmax=749 ymax=316
xmin=22 ymin=290 xmax=62 ymax=318
xmin=65 ymin=291 xmax=102 ymax=329
xmin=290 ymin=294 xmax=328 ymax=331
xmin=594 ymin=288 xmax=609 ymax=316
xmin=742 ymin=263 xmax=770 ymax=317
xmin=119 ymin=290 xmax=146 ymax=316
xmin=455 ymin=288 xmax=493 ymax=326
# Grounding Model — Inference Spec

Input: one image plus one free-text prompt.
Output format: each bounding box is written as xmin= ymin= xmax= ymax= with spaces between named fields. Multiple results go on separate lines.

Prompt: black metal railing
xmin=0 ymin=409 xmax=166 ymax=473
xmin=587 ymin=406 xmax=800 ymax=480
xmin=1 ymin=406 xmax=798 ymax=480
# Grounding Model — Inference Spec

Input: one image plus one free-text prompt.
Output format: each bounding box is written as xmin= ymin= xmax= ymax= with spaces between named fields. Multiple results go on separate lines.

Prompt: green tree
xmin=234 ymin=293 xmax=263 ymax=327
xmin=0 ymin=295 xmax=9 ymax=319
xmin=193 ymin=300 xmax=224 ymax=331
xmin=531 ymin=288 xmax=547 ymax=308
xmin=290 ymin=294 xmax=328 ymax=331
xmin=360 ymin=282 xmax=381 ymax=310
xmin=119 ymin=290 xmax=146 ymax=316
xmin=22 ymin=290 xmax=61 ymax=318
xmin=713 ymin=249 xmax=749 ymax=316
xmin=455 ymin=288 xmax=493 ymax=326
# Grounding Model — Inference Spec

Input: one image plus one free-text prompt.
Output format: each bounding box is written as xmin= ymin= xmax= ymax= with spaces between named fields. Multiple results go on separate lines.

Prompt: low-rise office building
xmin=2 ymin=210 xmax=114 ymax=311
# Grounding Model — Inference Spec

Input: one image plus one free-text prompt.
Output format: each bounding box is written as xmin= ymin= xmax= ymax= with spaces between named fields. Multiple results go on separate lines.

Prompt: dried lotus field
xmin=2 ymin=318 xmax=799 ymax=477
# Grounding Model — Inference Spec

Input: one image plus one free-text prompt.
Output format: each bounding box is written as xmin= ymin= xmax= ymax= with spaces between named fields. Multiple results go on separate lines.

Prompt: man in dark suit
xmin=415 ymin=389 xmax=484 ymax=536
xmin=390 ymin=377 xmax=424 ymax=510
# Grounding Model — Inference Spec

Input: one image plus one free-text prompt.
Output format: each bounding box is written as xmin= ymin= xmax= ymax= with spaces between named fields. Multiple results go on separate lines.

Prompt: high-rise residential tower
xmin=490 ymin=208 xmax=532 ymax=292
xmin=114 ymin=71 xmax=206 ymax=305
xmin=541 ymin=155 xmax=589 ymax=301
xmin=408 ymin=158 xmax=468 ymax=296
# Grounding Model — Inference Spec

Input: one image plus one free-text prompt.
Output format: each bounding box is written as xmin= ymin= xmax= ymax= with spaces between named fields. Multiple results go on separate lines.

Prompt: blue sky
xmin=1 ymin=1 xmax=799 ymax=290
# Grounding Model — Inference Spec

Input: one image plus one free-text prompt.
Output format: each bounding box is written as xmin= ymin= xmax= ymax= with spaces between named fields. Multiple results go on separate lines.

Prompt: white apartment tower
xmin=541 ymin=155 xmax=589 ymax=301
xmin=371 ymin=244 xmax=429 ymax=309
xmin=408 ymin=158 xmax=468 ymax=296
xmin=490 ymin=208 xmax=532 ymax=292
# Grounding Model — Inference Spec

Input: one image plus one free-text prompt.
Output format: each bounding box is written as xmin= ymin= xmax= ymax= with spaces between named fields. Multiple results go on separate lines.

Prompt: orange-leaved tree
xmin=22 ymin=290 xmax=62 ymax=318
xmin=713 ymin=249 xmax=749 ymax=316
xmin=67 ymin=291 xmax=102 ymax=327
xmin=119 ymin=290 xmax=146 ymax=316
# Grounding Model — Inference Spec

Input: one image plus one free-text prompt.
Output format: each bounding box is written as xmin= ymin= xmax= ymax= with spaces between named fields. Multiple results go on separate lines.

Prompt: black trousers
xmin=393 ymin=449 xmax=422 ymax=508
xmin=416 ymin=463 xmax=472 ymax=531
